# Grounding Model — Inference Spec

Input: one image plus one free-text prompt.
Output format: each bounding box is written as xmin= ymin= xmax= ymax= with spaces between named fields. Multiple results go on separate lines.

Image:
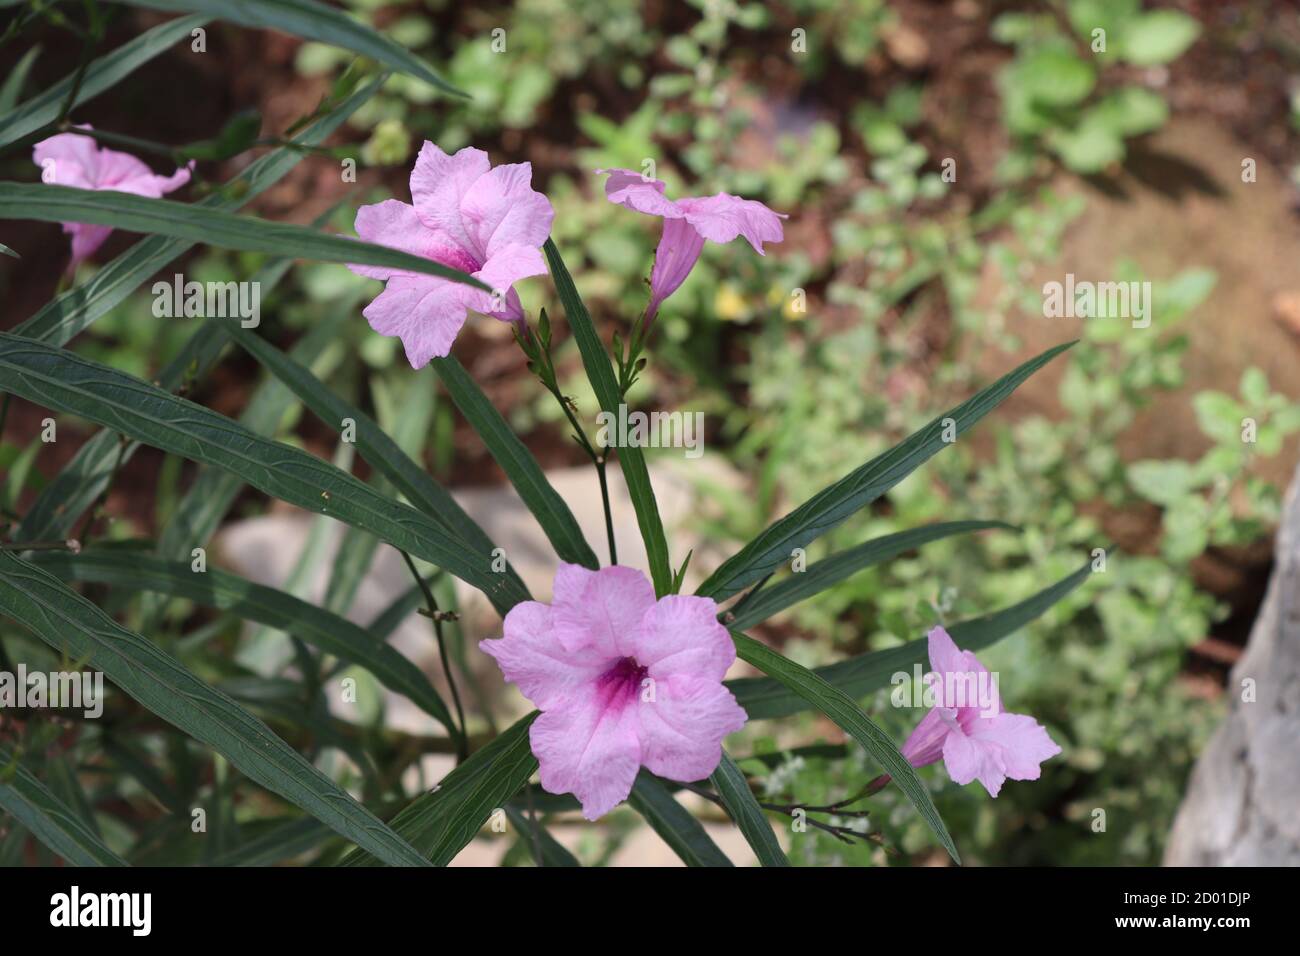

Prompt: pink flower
xmin=596 ymin=168 xmax=785 ymax=322
xmin=33 ymin=125 xmax=192 ymax=270
xmin=349 ymin=143 xmax=554 ymax=368
xmin=900 ymin=627 xmax=1061 ymax=797
xmin=480 ymin=564 xmax=747 ymax=820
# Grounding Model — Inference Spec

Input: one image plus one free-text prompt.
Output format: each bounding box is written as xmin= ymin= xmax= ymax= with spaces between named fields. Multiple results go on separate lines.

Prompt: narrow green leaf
xmin=149 ymin=300 xmax=346 ymax=587
xmin=542 ymin=238 xmax=672 ymax=593
xmin=732 ymin=631 xmax=959 ymax=864
xmin=32 ymin=549 xmax=457 ymax=733
xmin=504 ymin=805 xmax=581 ymax=867
xmin=730 ymin=562 xmax=1093 ymax=720
xmin=0 ymin=333 xmax=529 ymax=616
xmin=15 ymin=321 xmax=229 ymax=543
xmin=430 ymin=355 xmax=599 ymax=569
xmin=0 ymin=183 xmax=488 ymax=289
xmin=0 ymin=554 xmax=430 ymax=866
xmin=222 ymin=323 xmax=518 ymax=586
xmin=368 ymin=580 xmax=426 ymax=641
xmin=708 ymin=750 xmax=789 ymax=867
xmin=0 ymin=44 xmax=40 ymax=113
xmin=0 ymin=16 xmax=209 ymax=151
xmin=211 ymin=817 xmax=331 ymax=866
xmin=0 ymin=747 xmax=128 ymax=866
xmin=628 ymin=772 xmax=733 ymax=867
xmin=729 ymin=521 xmax=1014 ymax=630
xmin=697 ymin=342 xmax=1075 ymax=601
xmin=340 ymin=712 xmax=539 ymax=867
xmin=14 ymin=76 xmax=383 ymax=348
xmin=122 ymin=0 xmax=464 ymax=96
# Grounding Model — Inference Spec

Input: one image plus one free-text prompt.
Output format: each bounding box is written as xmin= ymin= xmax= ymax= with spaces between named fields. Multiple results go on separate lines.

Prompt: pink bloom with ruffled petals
xmin=480 ymin=564 xmax=747 ymax=820
xmin=900 ymin=627 xmax=1061 ymax=798
xmin=349 ymin=143 xmax=554 ymax=368
xmin=33 ymin=125 xmax=193 ymax=270
xmin=596 ymin=168 xmax=785 ymax=321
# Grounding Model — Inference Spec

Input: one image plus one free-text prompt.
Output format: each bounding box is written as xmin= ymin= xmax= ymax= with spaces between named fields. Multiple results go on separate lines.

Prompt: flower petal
xmin=552 ymin=565 xmax=657 ymax=657
xmin=459 ymin=161 xmax=554 ymax=262
xmin=965 ymin=712 xmax=1061 ymax=783
xmin=637 ymin=674 xmax=746 ymax=782
xmin=646 ymin=216 xmax=705 ymax=322
xmin=360 ymin=274 xmax=471 ymax=368
xmin=901 ymin=706 xmax=955 ymax=768
xmin=633 ymin=594 xmax=734 ymax=682
xmin=350 ymin=199 xmax=471 ymax=281
xmin=409 ymin=142 xmax=489 ymax=263
xmin=467 ymin=242 xmax=548 ymax=322
xmin=478 ymin=601 xmax=606 ymax=710
xmin=32 ymin=128 xmax=100 ymax=189
xmin=926 ymin=626 xmax=967 ymax=677
xmin=941 ymin=725 xmax=1008 ymax=797
xmin=66 ymin=224 xmax=113 ymax=270
xmin=596 ymin=168 xmax=683 ymax=218
xmin=531 ymin=692 xmax=642 ymax=820
xmin=679 ymin=192 xmax=785 ymax=254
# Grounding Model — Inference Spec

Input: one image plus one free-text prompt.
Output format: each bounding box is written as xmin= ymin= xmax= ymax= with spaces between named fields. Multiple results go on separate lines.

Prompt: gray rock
xmin=1164 ymin=461 xmax=1300 ymax=865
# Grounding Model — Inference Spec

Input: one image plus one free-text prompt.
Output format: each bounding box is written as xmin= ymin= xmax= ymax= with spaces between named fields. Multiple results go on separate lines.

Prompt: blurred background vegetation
xmin=3 ymin=0 xmax=1300 ymax=865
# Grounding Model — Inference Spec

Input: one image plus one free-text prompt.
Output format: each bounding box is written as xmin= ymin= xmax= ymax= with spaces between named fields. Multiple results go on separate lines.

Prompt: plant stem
xmin=399 ymin=550 xmax=468 ymax=762
xmin=0 ymin=539 xmax=80 ymax=552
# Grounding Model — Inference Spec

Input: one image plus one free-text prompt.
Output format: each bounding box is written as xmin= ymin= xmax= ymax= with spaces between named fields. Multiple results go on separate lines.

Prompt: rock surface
xmin=1164 ymin=460 xmax=1300 ymax=865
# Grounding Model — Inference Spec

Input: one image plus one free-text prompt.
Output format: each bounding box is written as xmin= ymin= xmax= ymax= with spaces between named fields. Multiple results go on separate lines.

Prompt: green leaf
xmin=0 ymin=747 xmax=128 ymax=866
xmin=1127 ymin=459 xmax=1198 ymax=506
xmin=1091 ymin=86 xmax=1169 ymax=137
xmin=341 ymin=712 xmax=540 ymax=867
xmin=0 ymin=333 xmax=529 ymax=616
xmin=731 ymin=631 xmax=959 ymax=864
xmin=503 ymin=805 xmax=581 ymax=867
xmin=628 ymin=772 xmax=733 ymax=867
xmin=543 ymin=238 xmax=673 ymax=594
xmin=1121 ymin=10 xmax=1201 ymax=67
xmin=729 ymin=521 xmax=1014 ymax=630
xmin=122 ymin=0 xmax=464 ymax=97
xmin=0 ymin=183 xmax=487 ymax=290
xmin=147 ymin=298 xmax=345 ymax=594
xmin=210 ymin=817 xmax=331 ymax=866
xmin=0 ymin=16 xmax=209 ymax=151
xmin=0 ymin=44 xmax=40 ymax=113
xmin=222 ymin=323 xmax=519 ymax=588
xmin=698 ymin=343 xmax=1074 ymax=601
xmin=1050 ymin=113 xmax=1125 ymax=173
xmin=430 ymin=355 xmax=599 ymax=569
xmin=13 ymin=75 xmax=383 ymax=348
xmin=0 ymin=553 xmax=430 ymax=867
xmin=368 ymin=580 xmax=427 ymax=641
xmin=730 ymin=561 xmax=1092 ymax=720
xmin=1193 ymin=391 xmax=1245 ymax=444
xmin=708 ymin=750 xmax=790 ymax=867
xmin=32 ymin=549 xmax=457 ymax=733
xmin=1014 ymin=48 xmax=1095 ymax=106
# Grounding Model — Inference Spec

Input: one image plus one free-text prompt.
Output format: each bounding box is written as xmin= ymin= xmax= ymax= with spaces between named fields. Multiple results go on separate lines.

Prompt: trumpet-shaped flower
xmin=900 ymin=627 xmax=1061 ymax=797
xmin=350 ymin=143 xmax=554 ymax=368
xmin=596 ymin=168 xmax=785 ymax=321
xmin=33 ymin=126 xmax=193 ymax=270
xmin=480 ymin=564 xmax=747 ymax=819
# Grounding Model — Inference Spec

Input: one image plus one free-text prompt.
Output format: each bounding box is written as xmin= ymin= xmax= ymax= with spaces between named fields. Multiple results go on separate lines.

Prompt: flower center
xmin=594 ymin=656 xmax=649 ymax=712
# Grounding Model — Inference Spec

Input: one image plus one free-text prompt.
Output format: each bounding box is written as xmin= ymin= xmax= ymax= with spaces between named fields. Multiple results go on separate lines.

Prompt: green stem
xmin=399 ymin=551 xmax=468 ymax=762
